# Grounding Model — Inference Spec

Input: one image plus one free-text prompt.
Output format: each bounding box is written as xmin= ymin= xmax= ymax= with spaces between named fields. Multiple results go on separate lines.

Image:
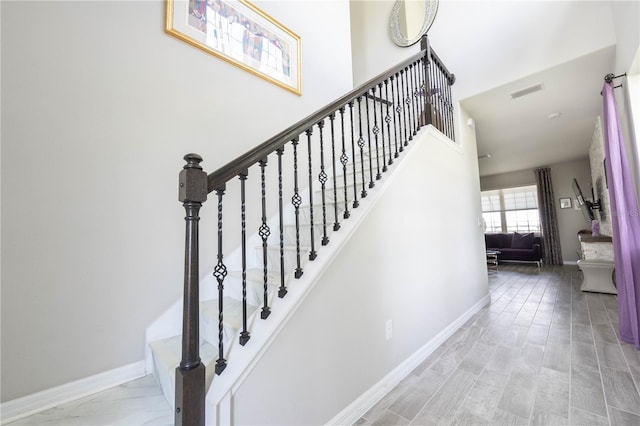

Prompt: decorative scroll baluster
xmin=370 ymin=87 xmax=382 ymax=181
xmin=403 ymin=68 xmax=413 ymax=142
xmin=411 ymin=62 xmax=419 ymax=134
xmin=258 ymin=159 xmax=271 ymax=319
xmin=306 ymin=128 xmax=318 ymax=260
xmin=384 ymin=80 xmax=394 ymax=166
xmin=239 ymin=171 xmax=250 ymax=346
xmin=276 ymin=147 xmax=287 ymax=298
xmin=213 ymin=185 xmax=228 ymax=375
xmin=329 ymin=113 xmax=341 ymax=230
xmin=395 ymin=73 xmax=405 ymax=152
xmin=391 ymin=76 xmax=400 ymax=158
xmin=339 ymin=107 xmax=351 ymax=219
xmin=364 ymin=92 xmax=376 ymax=187
xmin=349 ymin=102 xmax=359 ymax=208
xmin=176 ymin=154 xmax=206 ymax=426
xmin=317 ymin=120 xmax=329 ymax=246
xmin=378 ymin=83 xmax=388 ymax=173
xmin=407 ymin=64 xmax=416 ymax=137
xmin=418 ymin=60 xmax=426 ymax=128
xmin=291 ymin=137 xmax=303 ymax=279
xmin=356 ymin=97 xmax=367 ymax=199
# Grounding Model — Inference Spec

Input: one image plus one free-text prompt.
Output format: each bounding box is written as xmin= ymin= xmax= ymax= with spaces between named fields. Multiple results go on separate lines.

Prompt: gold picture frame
xmin=166 ymin=0 xmax=301 ymax=95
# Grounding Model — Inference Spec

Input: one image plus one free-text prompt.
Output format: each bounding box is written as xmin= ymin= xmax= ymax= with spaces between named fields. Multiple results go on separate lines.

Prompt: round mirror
xmin=389 ymin=0 xmax=439 ymax=47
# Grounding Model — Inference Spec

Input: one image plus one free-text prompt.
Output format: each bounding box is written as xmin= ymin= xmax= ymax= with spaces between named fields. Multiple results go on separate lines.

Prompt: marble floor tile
xmin=15 ymin=265 xmax=640 ymax=426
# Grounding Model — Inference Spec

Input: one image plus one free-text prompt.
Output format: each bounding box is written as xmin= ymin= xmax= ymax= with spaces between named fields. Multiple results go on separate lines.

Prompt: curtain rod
xmin=604 ymin=72 xmax=626 ymax=84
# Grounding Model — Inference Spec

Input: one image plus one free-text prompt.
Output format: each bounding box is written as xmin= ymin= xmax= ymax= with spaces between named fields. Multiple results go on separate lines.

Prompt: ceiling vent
xmin=509 ymin=83 xmax=544 ymax=100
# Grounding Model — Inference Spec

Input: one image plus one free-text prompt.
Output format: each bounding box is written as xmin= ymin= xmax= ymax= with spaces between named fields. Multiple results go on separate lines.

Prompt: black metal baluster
xmin=339 ymin=107 xmax=350 ymax=219
xmin=411 ymin=62 xmax=420 ymax=134
xmin=403 ymin=68 xmax=412 ymax=143
xmin=306 ymin=128 xmax=318 ymax=260
xmin=356 ymin=97 xmax=368 ymax=198
xmin=329 ymin=113 xmax=341 ymax=230
xmin=378 ymin=83 xmax=388 ymax=173
xmin=365 ymin=90 xmax=376 ymax=186
xmin=239 ymin=171 xmax=250 ymax=346
xmin=348 ymin=102 xmax=360 ymax=209
xmin=407 ymin=64 xmax=416 ymax=137
xmin=421 ymin=36 xmax=432 ymax=129
xmin=317 ymin=120 xmax=329 ymax=246
xmin=291 ymin=138 xmax=303 ymax=279
xmin=384 ymin=80 xmax=394 ymax=166
xmin=395 ymin=73 xmax=405 ymax=152
xmin=391 ymin=75 xmax=400 ymax=157
xmin=417 ymin=58 xmax=426 ymax=128
xmin=213 ymin=185 xmax=227 ymax=375
xmin=258 ymin=159 xmax=271 ymax=319
xmin=370 ymin=87 xmax=382 ymax=181
xmin=276 ymin=147 xmax=287 ymax=298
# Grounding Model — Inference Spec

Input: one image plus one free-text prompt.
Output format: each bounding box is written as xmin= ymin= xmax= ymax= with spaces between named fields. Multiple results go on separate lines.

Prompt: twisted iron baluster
xmin=239 ymin=172 xmax=250 ymax=346
xmin=403 ymin=68 xmax=412 ymax=143
xmin=213 ymin=185 xmax=227 ymax=375
xmin=364 ymin=91 xmax=376 ymax=187
xmin=329 ymin=113 xmax=341 ymax=231
xmin=356 ymin=97 xmax=367 ymax=199
xmin=378 ymin=83 xmax=388 ymax=173
xmin=371 ymin=87 xmax=382 ymax=180
xmin=407 ymin=64 xmax=415 ymax=138
xmin=339 ymin=107 xmax=351 ymax=219
xmin=391 ymin=75 xmax=400 ymax=158
xmin=306 ymin=128 xmax=317 ymax=260
xmin=258 ymin=159 xmax=271 ymax=320
xmin=384 ymin=80 xmax=394 ymax=166
xmin=411 ymin=62 xmax=419 ymax=135
xmin=276 ymin=147 xmax=287 ymax=298
xmin=348 ymin=102 xmax=359 ymax=209
xmin=317 ymin=120 xmax=329 ymax=246
xmin=291 ymin=137 xmax=303 ymax=279
xmin=395 ymin=73 xmax=405 ymax=153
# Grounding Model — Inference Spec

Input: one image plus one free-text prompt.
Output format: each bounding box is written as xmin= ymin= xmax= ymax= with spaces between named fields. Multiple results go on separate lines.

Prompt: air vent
xmin=509 ymin=83 xmax=544 ymax=99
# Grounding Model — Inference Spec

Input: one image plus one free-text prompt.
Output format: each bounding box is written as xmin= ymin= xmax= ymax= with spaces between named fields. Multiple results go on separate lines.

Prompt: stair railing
xmin=175 ymin=35 xmax=454 ymax=426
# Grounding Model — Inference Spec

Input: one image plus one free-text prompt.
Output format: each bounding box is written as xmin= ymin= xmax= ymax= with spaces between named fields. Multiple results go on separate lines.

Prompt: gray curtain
xmin=534 ymin=167 xmax=563 ymax=265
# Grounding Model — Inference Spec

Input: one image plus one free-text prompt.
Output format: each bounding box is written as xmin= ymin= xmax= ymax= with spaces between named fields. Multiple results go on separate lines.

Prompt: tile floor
xmin=9 ymin=264 xmax=640 ymax=425
xmin=5 ymin=375 xmax=172 ymax=426
xmin=356 ymin=264 xmax=640 ymax=425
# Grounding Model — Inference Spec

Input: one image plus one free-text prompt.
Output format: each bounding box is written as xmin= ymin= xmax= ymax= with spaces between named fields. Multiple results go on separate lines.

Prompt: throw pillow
xmin=512 ymin=232 xmax=534 ymax=249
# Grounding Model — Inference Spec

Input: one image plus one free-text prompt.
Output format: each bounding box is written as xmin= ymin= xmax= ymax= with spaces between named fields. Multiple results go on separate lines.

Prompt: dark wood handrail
xmin=206 ymin=36 xmax=453 ymax=193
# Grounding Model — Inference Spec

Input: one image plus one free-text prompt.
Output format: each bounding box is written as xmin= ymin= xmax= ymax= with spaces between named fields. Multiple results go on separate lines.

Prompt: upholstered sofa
xmin=484 ymin=232 xmax=543 ymax=267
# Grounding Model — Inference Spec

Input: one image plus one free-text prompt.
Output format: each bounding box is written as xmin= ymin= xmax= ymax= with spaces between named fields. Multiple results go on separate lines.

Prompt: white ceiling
xmin=423 ymin=0 xmax=623 ymax=176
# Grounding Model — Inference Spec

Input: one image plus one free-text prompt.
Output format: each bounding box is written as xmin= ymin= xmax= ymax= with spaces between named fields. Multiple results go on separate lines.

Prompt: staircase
xmin=145 ymin=36 xmax=456 ymax=425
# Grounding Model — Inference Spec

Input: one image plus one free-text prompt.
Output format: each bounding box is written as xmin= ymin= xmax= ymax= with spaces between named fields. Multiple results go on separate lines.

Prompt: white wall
xmin=480 ymin=158 xmax=593 ymax=263
xmin=231 ymin=118 xmax=488 ymax=424
xmin=0 ymin=0 xmax=353 ymax=402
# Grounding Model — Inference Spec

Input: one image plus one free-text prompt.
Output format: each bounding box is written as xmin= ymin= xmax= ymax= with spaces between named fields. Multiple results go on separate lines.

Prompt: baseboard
xmin=0 ymin=360 xmax=146 ymax=425
xmin=326 ymin=293 xmax=490 ymax=426
xmin=563 ymin=260 xmax=578 ymax=266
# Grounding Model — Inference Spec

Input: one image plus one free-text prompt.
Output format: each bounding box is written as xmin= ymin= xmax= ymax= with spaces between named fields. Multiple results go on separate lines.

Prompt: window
xmin=481 ymin=185 xmax=540 ymax=233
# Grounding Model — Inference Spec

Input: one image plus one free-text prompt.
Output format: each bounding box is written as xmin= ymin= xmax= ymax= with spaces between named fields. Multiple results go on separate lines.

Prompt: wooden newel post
xmin=420 ymin=35 xmax=432 ymax=128
xmin=176 ymin=153 xmax=207 ymax=426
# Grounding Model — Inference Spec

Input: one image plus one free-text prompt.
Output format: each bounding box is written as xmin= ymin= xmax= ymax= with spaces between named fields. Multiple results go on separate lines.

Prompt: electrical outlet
xmin=385 ymin=319 xmax=393 ymax=341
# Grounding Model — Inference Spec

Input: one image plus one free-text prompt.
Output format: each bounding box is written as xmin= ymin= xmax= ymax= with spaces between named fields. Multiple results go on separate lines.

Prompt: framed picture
xmin=166 ymin=0 xmax=301 ymax=95
xmin=560 ymin=197 xmax=572 ymax=209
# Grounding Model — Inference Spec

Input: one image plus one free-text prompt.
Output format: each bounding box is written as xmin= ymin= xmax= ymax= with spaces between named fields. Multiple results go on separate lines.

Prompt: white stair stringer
xmin=145 ymin=123 xmax=430 ymax=423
